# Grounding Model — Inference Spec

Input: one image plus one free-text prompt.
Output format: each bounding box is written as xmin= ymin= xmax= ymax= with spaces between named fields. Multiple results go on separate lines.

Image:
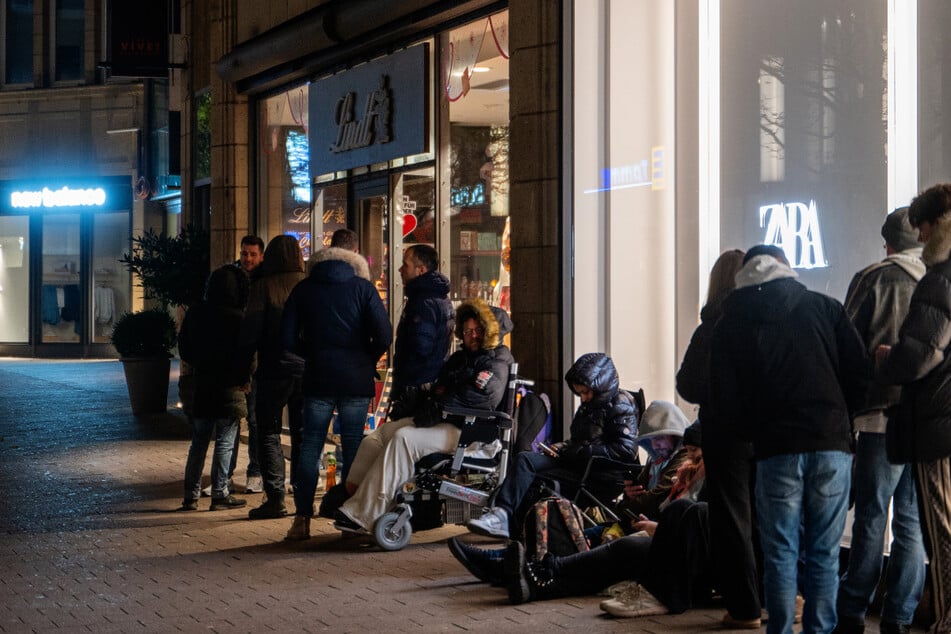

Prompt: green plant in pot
xmin=111 ymin=308 xmax=177 ymax=416
xmin=114 ymin=226 xmax=210 ymax=417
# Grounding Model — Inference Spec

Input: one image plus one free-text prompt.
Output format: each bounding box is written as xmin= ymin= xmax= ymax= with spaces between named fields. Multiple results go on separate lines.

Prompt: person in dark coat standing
xmin=710 ymin=245 xmax=869 ymax=634
xmin=178 ymin=265 xmax=256 ymax=511
xmin=876 ymin=183 xmax=951 ymax=634
xmin=280 ymin=229 xmax=392 ymax=540
xmin=389 ymin=244 xmax=454 ymax=415
xmin=836 ymin=208 xmax=926 ymax=634
xmin=467 ymin=352 xmax=640 ymax=539
xmin=243 ymin=235 xmax=307 ymax=520
xmin=676 ymin=248 xmax=764 ymax=629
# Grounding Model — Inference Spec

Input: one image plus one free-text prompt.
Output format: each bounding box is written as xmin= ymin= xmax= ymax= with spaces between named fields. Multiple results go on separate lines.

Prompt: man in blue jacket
xmin=389 ymin=244 xmax=454 ymax=417
xmin=280 ymin=229 xmax=392 ymax=541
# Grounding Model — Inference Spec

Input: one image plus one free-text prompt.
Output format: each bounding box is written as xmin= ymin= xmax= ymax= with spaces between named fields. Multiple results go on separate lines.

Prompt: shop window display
xmin=0 ymin=215 xmax=29 ymax=342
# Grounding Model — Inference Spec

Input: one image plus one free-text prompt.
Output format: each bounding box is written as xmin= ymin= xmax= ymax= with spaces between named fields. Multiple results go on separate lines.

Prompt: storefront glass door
xmin=40 ymin=213 xmax=82 ymax=344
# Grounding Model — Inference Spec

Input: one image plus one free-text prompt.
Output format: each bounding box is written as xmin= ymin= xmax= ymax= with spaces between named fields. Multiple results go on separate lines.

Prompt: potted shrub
xmin=116 ymin=226 xmax=210 ymax=416
xmin=111 ymin=308 xmax=177 ymax=416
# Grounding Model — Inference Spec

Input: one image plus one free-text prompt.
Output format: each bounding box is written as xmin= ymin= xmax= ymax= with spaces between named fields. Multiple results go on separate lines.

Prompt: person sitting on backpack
xmin=467 ymin=352 xmax=640 ymax=539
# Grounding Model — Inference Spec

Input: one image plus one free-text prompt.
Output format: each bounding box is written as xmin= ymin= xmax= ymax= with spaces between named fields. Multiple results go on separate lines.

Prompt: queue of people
xmin=174 ymin=182 xmax=951 ymax=634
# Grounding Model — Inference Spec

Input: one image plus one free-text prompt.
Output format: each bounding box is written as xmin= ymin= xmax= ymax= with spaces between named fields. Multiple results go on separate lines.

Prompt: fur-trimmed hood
xmin=453 ymin=298 xmax=512 ymax=350
xmin=923 ymin=213 xmax=951 ymax=267
xmin=308 ymin=247 xmax=371 ymax=281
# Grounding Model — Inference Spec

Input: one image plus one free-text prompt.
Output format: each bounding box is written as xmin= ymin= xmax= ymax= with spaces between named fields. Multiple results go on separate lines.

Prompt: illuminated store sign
xmin=330 ymin=77 xmax=392 ymax=153
xmin=11 ymin=186 xmax=107 ymax=209
xmin=759 ymin=200 xmax=828 ymax=269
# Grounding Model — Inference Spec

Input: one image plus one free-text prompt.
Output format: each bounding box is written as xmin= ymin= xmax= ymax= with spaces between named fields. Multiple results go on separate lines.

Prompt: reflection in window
xmin=92 ymin=213 xmax=130 ymax=343
xmin=6 ymin=0 xmax=32 ymax=84
xmin=759 ymin=56 xmax=785 ymax=182
xmin=0 ymin=216 xmax=29 ymax=342
xmin=55 ymin=0 xmax=83 ymax=81
xmin=41 ymin=214 xmax=81 ymax=343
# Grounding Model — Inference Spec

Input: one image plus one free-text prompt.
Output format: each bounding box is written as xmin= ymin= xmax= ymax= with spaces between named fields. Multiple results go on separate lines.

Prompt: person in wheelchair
xmin=467 ymin=352 xmax=640 ymax=539
xmin=331 ymin=298 xmax=514 ymax=533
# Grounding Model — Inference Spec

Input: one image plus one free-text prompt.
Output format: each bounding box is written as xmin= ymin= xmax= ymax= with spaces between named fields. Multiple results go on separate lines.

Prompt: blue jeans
xmin=294 ymin=395 xmax=370 ymax=518
xmin=227 ymin=379 xmax=259 ymax=478
xmin=838 ymin=432 xmax=925 ymax=625
xmin=183 ymin=417 xmax=239 ymax=501
xmin=756 ymin=451 xmax=851 ymax=634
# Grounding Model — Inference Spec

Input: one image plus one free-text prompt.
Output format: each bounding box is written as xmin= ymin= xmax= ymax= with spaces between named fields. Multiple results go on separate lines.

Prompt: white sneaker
xmin=467 ymin=507 xmax=510 ymax=538
xmin=201 ymin=478 xmax=234 ymax=498
xmin=599 ymin=582 xmax=668 ymax=618
xmin=244 ymin=475 xmax=263 ymax=493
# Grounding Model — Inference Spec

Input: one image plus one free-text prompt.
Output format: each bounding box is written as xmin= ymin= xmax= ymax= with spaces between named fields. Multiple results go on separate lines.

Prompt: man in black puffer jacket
xmin=280 ymin=229 xmax=392 ymax=540
xmin=467 ymin=352 xmax=640 ymax=539
xmin=877 ymin=183 xmax=951 ymax=634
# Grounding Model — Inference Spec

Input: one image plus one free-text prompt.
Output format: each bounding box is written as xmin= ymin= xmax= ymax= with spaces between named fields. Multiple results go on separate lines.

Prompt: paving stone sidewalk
xmin=0 ymin=359 xmax=900 ymax=633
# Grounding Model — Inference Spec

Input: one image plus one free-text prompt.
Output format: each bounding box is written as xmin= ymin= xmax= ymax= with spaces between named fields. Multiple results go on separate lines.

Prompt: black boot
xmin=504 ymin=542 xmax=568 ymax=604
xmin=447 ymin=537 xmax=505 ymax=586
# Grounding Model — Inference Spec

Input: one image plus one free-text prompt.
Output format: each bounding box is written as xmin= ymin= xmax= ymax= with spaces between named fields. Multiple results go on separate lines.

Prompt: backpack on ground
xmin=522 ymin=496 xmax=590 ymax=560
xmin=512 ymin=387 xmax=552 ymax=455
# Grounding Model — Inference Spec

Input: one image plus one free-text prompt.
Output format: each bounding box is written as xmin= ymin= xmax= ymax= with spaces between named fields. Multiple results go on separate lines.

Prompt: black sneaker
xmin=332 ymin=509 xmax=365 ymax=533
xmin=504 ymin=541 xmax=531 ymax=604
xmin=879 ymin=622 xmax=910 ymax=634
xmin=248 ymin=501 xmax=287 ymax=520
xmin=831 ymin=615 xmax=865 ymax=634
xmin=210 ymin=495 xmax=247 ymax=511
xmin=447 ymin=537 xmax=505 ymax=586
xmin=179 ymin=499 xmax=198 ymax=511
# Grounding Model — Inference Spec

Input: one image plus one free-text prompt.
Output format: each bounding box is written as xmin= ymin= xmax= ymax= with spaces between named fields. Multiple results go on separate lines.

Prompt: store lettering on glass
xmin=330 ymin=76 xmax=393 ymax=153
xmin=288 ymin=207 xmax=311 ymax=224
xmin=759 ymin=200 xmax=828 ymax=269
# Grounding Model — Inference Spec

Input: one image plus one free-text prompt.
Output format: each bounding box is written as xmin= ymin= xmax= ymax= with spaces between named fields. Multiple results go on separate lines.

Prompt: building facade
xmin=188 ymin=1 xmax=951 ymax=433
xmin=0 ymin=0 xmax=178 ymax=358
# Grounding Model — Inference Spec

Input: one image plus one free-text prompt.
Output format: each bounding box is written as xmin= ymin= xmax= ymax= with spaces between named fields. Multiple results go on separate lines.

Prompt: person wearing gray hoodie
xmin=710 ymin=245 xmax=869 ymax=634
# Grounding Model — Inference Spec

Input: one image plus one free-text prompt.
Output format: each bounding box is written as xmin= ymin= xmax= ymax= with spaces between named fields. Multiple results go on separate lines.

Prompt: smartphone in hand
xmin=537 ymin=442 xmax=559 ymax=457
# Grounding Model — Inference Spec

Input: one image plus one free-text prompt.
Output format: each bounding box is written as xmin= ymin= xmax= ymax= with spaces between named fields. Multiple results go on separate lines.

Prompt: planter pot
xmin=120 ymin=356 xmax=171 ymax=416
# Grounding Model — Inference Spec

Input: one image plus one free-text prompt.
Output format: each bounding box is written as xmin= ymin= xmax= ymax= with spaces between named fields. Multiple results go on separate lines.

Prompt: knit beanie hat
xmin=882 ymin=207 xmax=919 ymax=252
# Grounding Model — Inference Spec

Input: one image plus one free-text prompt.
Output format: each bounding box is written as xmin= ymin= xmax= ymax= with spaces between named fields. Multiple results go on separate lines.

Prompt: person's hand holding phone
xmin=537 ymin=442 xmax=559 ymax=457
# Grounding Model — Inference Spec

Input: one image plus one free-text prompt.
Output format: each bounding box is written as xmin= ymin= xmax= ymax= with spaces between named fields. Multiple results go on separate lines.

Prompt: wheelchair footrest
xmin=437 ymin=480 xmax=491 ymax=507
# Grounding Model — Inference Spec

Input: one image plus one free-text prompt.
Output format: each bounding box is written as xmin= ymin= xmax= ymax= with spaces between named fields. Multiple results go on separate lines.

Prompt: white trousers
xmin=340 ymin=417 xmax=460 ymax=529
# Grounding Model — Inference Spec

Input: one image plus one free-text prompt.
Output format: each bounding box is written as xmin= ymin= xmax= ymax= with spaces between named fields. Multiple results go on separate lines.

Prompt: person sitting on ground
xmin=330 ymin=298 xmax=513 ymax=534
xmin=618 ymin=400 xmax=691 ymax=520
xmin=178 ymin=265 xmax=256 ymax=511
xmin=467 ymin=352 xmax=640 ymax=539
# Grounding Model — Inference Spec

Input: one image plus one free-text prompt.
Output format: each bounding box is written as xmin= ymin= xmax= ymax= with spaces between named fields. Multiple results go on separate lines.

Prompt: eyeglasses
xmin=463 ymin=327 xmax=484 ymax=337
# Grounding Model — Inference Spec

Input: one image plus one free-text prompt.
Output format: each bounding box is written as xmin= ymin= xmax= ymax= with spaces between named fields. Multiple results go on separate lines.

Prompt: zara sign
xmin=759 ymin=200 xmax=828 ymax=269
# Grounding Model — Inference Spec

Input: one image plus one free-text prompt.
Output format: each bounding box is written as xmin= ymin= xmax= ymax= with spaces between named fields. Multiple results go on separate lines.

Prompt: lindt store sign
xmin=310 ymin=44 xmax=429 ymax=173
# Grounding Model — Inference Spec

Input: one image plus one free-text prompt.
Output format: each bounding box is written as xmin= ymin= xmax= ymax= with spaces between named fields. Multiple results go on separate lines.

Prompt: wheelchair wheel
xmin=374 ymin=511 xmax=413 ymax=551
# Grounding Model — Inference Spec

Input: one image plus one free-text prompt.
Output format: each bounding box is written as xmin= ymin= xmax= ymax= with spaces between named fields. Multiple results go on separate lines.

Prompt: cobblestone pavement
xmin=0 ymin=359 xmax=901 ymax=633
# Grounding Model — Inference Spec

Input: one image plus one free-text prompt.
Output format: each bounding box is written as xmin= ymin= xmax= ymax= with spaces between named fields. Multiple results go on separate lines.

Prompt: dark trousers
xmin=255 ymin=376 xmax=302 ymax=504
xmin=550 ymin=499 xmax=713 ymax=614
xmin=228 ymin=377 xmax=259 ymax=478
xmin=704 ymin=428 xmax=762 ymax=620
xmin=915 ymin=457 xmax=951 ymax=633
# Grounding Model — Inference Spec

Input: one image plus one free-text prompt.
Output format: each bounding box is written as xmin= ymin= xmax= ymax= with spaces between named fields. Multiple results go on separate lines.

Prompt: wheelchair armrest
xmin=440 ymin=406 xmax=512 ymax=429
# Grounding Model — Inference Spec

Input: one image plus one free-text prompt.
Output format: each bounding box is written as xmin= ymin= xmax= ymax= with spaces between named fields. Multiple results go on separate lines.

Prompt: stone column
xmin=208 ymin=0 xmax=250 ymax=268
xmin=509 ymin=0 xmax=565 ymax=416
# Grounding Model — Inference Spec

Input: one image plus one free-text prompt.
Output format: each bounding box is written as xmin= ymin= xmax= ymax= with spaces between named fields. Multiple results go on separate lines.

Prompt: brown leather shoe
xmin=284 ymin=516 xmax=311 ymax=541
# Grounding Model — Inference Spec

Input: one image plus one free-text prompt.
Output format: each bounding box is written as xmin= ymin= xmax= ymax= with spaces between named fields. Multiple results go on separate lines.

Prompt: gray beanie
xmin=882 ymin=207 xmax=919 ymax=252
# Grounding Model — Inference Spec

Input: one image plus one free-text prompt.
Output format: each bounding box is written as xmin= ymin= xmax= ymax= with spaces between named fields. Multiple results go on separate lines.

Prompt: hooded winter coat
xmin=559 ymin=352 xmax=640 ymax=465
xmin=281 ymin=247 xmax=393 ymax=398
xmin=243 ymin=235 xmax=306 ymax=379
xmin=179 ymin=265 xmax=255 ymax=419
xmin=391 ymin=269 xmax=454 ymax=398
xmin=416 ymin=298 xmax=514 ymax=427
xmin=878 ymin=214 xmax=951 ymax=462
xmin=710 ymin=255 xmax=869 ymax=459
